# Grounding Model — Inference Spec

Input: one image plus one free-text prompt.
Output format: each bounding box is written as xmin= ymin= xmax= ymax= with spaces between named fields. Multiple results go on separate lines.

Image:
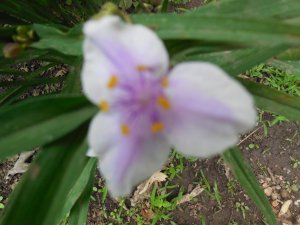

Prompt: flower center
xmin=101 ymin=67 xmax=171 ymax=136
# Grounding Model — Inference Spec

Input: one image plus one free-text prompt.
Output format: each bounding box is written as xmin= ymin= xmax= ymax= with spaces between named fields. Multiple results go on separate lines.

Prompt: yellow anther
xmin=151 ymin=122 xmax=164 ymax=133
xmin=121 ymin=124 xmax=130 ymax=136
xmin=161 ymin=77 xmax=169 ymax=88
xmin=99 ymin=100 xmax=109 ymax=112
xmin=157 ymin=96 xmax=171 ymax=110
xmin=107 ymin=75 xmax=118 ymax=89
xmin=136 ymin=65 xmax=148 ymax=72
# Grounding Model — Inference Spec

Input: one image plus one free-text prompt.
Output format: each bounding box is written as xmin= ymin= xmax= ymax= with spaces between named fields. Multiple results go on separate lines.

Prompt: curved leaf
xmin=0 ymin=95 xmax=97 ymax=160
xmin=0 ymin=129 xmax=91 ymax=225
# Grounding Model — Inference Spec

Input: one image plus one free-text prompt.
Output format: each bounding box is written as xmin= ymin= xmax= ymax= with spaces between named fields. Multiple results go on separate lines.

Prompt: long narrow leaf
xmin=62 ymin=158 xmax=97 ymax=217
xmin=134 ymin=14 xmax=300 ymax=46
xmin=0 ymin=95 xmax=96 ymax=160
xmin=67 ymin=160 xmax=97 ymax=225
xmin=222 ymin=148 xmax=277 ymax=225
xmin=0 ymin=128 xmax=90 ymax=225
xmin=190 ymin=0 xmax=300 ymax=20
xmin=268 ymin=59 xmax=300 ymax=77
xmin=173 ymin=45 xmax=289 ymax=76
xmin=241 ymin=80 xmax=300 ymax=121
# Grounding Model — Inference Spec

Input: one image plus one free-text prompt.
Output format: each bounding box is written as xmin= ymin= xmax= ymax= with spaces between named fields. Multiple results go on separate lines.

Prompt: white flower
xmin=81 ymin=16 xmax=257 ymax=197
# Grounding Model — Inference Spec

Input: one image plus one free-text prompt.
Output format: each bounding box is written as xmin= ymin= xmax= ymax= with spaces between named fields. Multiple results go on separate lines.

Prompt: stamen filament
xmin=99 ymin=100 xmax=109 ymax=112
xmin=121 ymin=124 xmax=130 ymax=136
xmin=151 ymin=122 xmax=164 ymax=133
xmin=136 ymin=65 xmax=148 ymax=72
xmin=157 ymin=96 xmax=171 ymax=110
xmin=107 ymin=75 xmax=118 ymax=89
xmin=161 ymin=77 xmax=169 ymax=88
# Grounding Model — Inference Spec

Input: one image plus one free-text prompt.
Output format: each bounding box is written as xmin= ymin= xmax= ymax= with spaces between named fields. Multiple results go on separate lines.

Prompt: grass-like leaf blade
xmin=0 ymin=95 xmax=96 ymax=160
xmin=222 ymin=148 xmax=277 ymax=225
xmin=0 ymin=129 xmax=90 ymax=225
xmin=67 ymin=159 xmax=97 ymax=225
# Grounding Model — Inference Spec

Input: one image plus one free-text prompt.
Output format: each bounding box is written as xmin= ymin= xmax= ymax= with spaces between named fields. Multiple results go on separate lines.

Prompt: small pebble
xmin=281 ymin=190 xmax=290 ymax=199
xmin=262 ymin=183 xmax=269 ymax=188
xmin=272 ymin=200 xmax=280 ymax=207
xmin=272 ymin=193 xmax=278 ymax=200
xmin=296 ymin=214 xmax=300 ymax=223
xmin=264 ymin=187 xmax=273 ymax=197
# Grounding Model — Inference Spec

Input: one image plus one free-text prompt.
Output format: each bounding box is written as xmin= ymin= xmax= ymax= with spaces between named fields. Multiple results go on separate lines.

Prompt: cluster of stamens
xmin=99 ymin=65 xmax=171 ymax=136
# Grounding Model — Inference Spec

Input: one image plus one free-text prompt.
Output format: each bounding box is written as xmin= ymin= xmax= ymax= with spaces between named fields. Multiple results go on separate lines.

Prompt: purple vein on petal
xmin=174 ymin=93 xmax=235 ymax=123
xmin=89 ymin=37 xmax=137 ymax=76
xmin=114 ymin=137 xmax=142 ymax=183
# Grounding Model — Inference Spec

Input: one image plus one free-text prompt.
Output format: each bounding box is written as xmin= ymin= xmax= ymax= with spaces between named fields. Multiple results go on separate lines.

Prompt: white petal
xmin=99 ymin=136 xmax=171 ymax=197
xmin=87 ymin=113 xmax=119 ymax=157
xmin=164 ymin=62 xmax=256 ymax=157
xmin=84 ymin=16 xmax=169 ymax=76
xmin=81 ymin=39 xmax=115 ymax=105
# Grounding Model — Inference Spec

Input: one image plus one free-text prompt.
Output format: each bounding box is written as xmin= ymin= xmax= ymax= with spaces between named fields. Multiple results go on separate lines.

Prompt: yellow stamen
xmin=121 ymin=124 xmax=130 ymax=136
xmin=151 ymin=122 xmax=164 ymax=133
xmin=107 ymin=75 xmax=118 ymax=89
xmin=136 ymin=65 xmax=148 ymax=72
xmin=161 ymin=77 xmax=169 ymax=88
xmin=157 ymin=96 xmax=171 ymax=110
xmin=99 ymin=100 xmax=109 ymax=112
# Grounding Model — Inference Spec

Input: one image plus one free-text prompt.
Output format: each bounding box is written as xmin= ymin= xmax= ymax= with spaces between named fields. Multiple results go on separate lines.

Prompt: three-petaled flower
xmin=81 ymin=16 xmax=256 ymax=197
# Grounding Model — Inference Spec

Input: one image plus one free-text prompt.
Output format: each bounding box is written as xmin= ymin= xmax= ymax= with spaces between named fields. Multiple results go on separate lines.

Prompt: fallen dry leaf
xmin=177 ymin=184 xmax=203 ymax=205
xmin=139 ymin=172 xmax=167 ymax=195
xmin=264 ymin=187 xmax=273 ymax=197
xmin=279 ymin=200 xmax=293 ymax=217
xmin=6 ymin=150 xmax=35 ymax=179
xmin=130 ymin=171 xmax=167 ymax=206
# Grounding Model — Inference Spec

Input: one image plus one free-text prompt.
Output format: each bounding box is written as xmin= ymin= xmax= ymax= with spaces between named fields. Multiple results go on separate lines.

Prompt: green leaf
xmin=0 ymin=95 xmax=96 ymax=160
xmin=277 ymin=48 xmax=300 ymax=61
xmin=222 ymin=148 xmax=277 ymax=225
xmin=62 ymin=56 xmax=83 ymax=94
xmin=32 ymin=24 xmax=83 ymax=56
xmin=0 ymin=1 xmax=53 ymax=23
xmin=0 ymin=87 xmax=23 ymax=105
xmin=161 ymin=0 xmax=169 ymax=13
xmin=190 ymin=0 xmax=300 ymax=20
xmin=67 ymin=159 xmax=97 ymax=225
xmin=134 ymin=14 xmax=300 ymax=46
xmin=268 ymin=59 xmax=300 ymax=77
xmin=62 ymin=158 xmax=97 ymax=217
xmin=241 ymin=80 xmax=300 ymax=121
xmin=173 ymin=45 xmax=289 ymax=77
xmin=0 ymin=129 xmax=90 ymax=225
xmin=0 ymin=49 xmax=75 ymax=70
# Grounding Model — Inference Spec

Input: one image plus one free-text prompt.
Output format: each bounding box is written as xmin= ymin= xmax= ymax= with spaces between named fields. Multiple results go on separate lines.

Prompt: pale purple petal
xmin=87 ymin=113 xmax=120 ymax=157
xmin=84 ymin=16 xmax=169 ymax=77
xmin=163 ymin=62 xmax=256 ymax=157
xmin=88 ymin=112 xmax=171 ymax=197
xmin=81 ymin=40 xmax=116 ymax=105
xmin=99 ymin=135 xmax=171 ymax=197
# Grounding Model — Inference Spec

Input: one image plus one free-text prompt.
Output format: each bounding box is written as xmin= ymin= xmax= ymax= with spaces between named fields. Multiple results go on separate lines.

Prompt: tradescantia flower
xmin=81 ymin=16 xmax=257 ymax=197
